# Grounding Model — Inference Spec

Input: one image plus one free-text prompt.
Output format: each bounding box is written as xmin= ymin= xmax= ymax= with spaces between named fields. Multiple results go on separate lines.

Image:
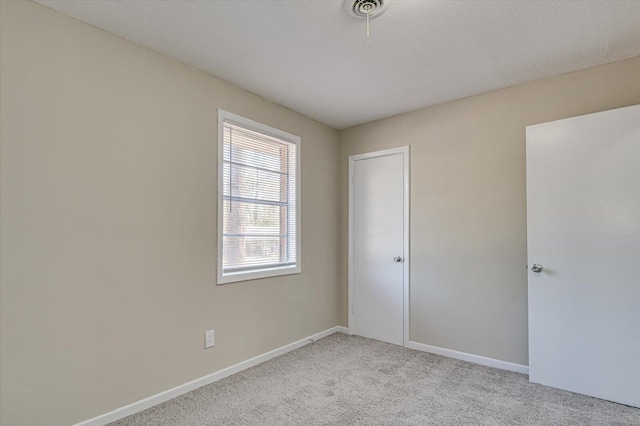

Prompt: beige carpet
xmin=111 ymin=333 xmax=640 ymax=425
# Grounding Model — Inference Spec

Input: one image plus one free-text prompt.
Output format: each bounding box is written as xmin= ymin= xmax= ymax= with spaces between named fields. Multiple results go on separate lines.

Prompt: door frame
xmin=348 ymin=146 xmax=410 ymax=347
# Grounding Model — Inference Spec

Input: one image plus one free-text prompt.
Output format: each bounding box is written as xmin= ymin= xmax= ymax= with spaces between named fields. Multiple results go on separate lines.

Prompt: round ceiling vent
xmin=344 ymin=0 xmax=391 ymax=19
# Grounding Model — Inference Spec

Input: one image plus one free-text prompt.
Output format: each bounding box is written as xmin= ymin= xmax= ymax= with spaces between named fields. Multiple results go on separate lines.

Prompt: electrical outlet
xmin=205 ymin=329 xmax=215 ymax=349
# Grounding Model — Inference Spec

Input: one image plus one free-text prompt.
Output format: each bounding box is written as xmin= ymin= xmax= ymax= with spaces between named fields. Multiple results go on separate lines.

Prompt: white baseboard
xmin=406 ymin=340 xmax=529 ymax=375
xmin=74 ymin=326 xmax=348 ymax=426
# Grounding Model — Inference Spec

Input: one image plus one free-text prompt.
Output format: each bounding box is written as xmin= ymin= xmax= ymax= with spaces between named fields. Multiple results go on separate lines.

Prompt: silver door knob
xmin=531 ymin=264 xmax=543 ymax=273
xmin=393 ymin=256 xmax=402 ymax=263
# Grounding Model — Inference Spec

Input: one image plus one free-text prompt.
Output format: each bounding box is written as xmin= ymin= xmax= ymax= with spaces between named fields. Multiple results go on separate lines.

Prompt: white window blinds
xmin=219 ymin=116 xmax=298 ymax=281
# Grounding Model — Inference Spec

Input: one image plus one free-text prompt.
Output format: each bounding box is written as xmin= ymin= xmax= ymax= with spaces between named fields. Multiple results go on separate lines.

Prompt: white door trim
xmin=348 ymin=146 xmax=410 ymax=347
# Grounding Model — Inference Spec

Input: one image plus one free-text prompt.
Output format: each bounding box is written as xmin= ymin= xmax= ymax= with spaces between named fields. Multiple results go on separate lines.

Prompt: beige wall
xmin=0 ymin=2 xmax=340 ymax=425
xmin=339 ymin=56 xmax=640 ymax=366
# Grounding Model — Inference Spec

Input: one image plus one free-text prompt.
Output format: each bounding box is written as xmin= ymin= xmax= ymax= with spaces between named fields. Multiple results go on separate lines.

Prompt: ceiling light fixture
xmin=344 ymin=0 xmax=391 ymax=48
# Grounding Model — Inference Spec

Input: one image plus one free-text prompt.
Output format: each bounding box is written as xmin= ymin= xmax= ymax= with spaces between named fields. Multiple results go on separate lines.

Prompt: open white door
xmin=526 ymin=104 xmax=640 ymax=407
xmin=349 ymin=147 xmax=409 ymax=346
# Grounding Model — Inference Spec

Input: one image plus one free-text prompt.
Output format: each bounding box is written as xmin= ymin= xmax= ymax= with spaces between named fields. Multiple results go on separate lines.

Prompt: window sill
xmin=217 ymin=265 xmax=301 ymax=285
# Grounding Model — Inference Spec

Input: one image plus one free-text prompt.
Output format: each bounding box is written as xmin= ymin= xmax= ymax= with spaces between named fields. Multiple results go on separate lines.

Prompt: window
xmin=217 ymin=110 xmax=300 ymax=284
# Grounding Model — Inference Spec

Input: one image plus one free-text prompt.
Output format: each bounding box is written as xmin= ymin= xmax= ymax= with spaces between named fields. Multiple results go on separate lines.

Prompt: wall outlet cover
xmin=205 ymin=330 xmax=215 ymax=349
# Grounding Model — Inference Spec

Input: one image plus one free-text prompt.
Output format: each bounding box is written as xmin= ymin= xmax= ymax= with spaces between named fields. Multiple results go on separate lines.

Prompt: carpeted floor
xmin=111 ymin=333 xmax=640 ymax=425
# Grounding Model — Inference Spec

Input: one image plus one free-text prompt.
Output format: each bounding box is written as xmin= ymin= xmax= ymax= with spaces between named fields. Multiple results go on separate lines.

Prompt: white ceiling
xmin=36 ymin=0 xmax=640 ymax=129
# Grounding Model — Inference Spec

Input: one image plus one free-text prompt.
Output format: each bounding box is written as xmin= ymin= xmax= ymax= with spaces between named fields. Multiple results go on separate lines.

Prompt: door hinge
xmin=351 ymin=303 xmax=354 ymax=314
xmin=351 ymin=174 xmax=355 ymax=185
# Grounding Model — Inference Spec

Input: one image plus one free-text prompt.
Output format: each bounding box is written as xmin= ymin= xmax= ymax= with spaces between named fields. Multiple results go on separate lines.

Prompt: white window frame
xmin=217 ymin=109 xmax=301 ymax=285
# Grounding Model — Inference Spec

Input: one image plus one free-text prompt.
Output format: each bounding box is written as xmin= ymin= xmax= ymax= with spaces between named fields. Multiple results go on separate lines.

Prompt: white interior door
xmin=526 ymin=104 xmax=640 ymax=408
xmin=350 ymin=147 xmax=408 ymax=346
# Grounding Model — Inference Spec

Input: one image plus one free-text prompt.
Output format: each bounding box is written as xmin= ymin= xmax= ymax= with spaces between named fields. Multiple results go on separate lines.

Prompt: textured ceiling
xmin=36 ymin=0 xmax=640 ymax=129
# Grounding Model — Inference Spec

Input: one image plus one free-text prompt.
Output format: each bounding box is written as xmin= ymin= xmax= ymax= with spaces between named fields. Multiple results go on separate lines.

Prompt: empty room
xmin=1 ymin=1 xmax=639 ymax=425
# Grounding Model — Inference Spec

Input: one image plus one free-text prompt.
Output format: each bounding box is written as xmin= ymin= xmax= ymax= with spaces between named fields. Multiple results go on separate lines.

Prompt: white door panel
xmin=527 ymin=104 xmax=640 ymax=407
xmin=351 ymin=151 xmax=406 ymax=346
